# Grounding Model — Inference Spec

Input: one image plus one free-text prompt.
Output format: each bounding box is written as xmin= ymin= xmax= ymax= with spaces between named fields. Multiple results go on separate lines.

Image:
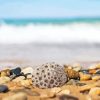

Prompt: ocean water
xmin=0 ymin=18 xmax=100 ymax=44
xmin=0 ymin=18 xmax=100 ymax=68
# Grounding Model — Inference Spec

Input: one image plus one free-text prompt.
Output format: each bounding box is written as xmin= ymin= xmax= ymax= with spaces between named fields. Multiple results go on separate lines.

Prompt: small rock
xmin=10 ymin=67 xmax=21 ymax=76
xmin=86 ymin=95 xmax=92 ymax=100
xmin=26 ymin=74 xmax=32 ymax=79
xmin=12 ymin=76 xmax=25 ymax=82
xmin=72 ymin=63 xmax=82 ymax=71
xmin=79 ymin=72 xmax=91 ymax=81
xmin=3 ymin=92 xmax=27 ymax=100
xmin=0 ymin=69 xmax=10 ymax=77
xmin=95 ymin=69 xmax=100 ymax=74
xmin=89 ymin=69 xmax=97 ymax=74
xmin=0 ymin=77 xmax=10 ymax=84
xmin=80 ymin=83 xmax=98 ymax=92
xmin=92 ymin=75 xmax=100 ymax=81
xmin=0 ymin=85 xmax=9 ymax=93
xmin=57 ymin=89 xmax=70 ymax=95
xmin=76 ymin=82 xmax=86 ymax=86
xmin=20 ymin=80 xmax=32 ymax=87
xmin=64 ymin=69 xmax=79 ymax=80
xmin=12 ymin=88 xmax=40 ymax=96
xmin=32 ymin=62 xmax=67 ymax=88
xmin=22 ymin=67 xmax=33 ymax=75
xmin=0 ymin=71 xmax=7 ymax=77
xmin=66 ymin=79 xmax=79 ymax=85
xmin=50 ymin=87 xmax=61 ymax=94
xmin=40 ymin=90 xmax=55 ymax=99
xmin=89 ymin=63 xmax=100 ymax=70
xmin=64 ymin=65 xmax=73 ymax=69
xmin=89 ymin=87 xmax=100 ymax=96
xmin=58 ymin=94 xmax=79 ymax=100
xmin=80 ymin=70 xmax=89 ymax=74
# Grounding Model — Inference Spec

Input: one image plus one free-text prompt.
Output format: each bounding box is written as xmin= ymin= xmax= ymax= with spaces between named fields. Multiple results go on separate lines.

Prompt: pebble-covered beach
xmin=0 ymin=62 xmax=100 ymax=100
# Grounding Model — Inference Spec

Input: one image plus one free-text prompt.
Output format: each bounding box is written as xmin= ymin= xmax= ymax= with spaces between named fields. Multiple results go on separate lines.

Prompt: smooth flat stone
xmin=0 ymin=85 xmax=9 ymax=93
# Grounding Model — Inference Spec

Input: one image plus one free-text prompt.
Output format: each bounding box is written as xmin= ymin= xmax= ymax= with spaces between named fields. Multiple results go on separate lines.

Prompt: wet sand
xmin=0 ymin=43 xmax=100 ymax=67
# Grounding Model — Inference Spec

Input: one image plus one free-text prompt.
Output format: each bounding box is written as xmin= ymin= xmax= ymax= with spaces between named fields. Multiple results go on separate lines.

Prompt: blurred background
xmin=0 ymin=0 xmax=100 ymax=67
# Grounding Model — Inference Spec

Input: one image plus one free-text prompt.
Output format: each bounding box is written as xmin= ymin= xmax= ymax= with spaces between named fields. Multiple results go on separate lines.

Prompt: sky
xmin=0 ymin=0 xmax=100 ymax=18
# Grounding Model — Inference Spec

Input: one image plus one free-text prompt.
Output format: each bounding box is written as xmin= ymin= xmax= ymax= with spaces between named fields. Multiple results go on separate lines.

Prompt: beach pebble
xmin=64 ymin=65 xmax=73 ymax=69
xmin=66 ymin=79 xmax=86 ymax=86
xmin=50 ymin=87 xmax=61 ymax=94
xmin=64 ymin=68 xmax=79 ymax=79
xmin=86 ymin=95 xmax=92 ymax=100
xmin=95 ymin=69 xmax=100 ymax=74
xmin=32 ymin=62 xmax=67 ymax=88
xmin=10 ymin=67 xmax=21 ymax=76
xmin=89 ymin=87 xmax=100 ymax=96
xmin=0 ymin=77 xmax=10 ymax=84
xmin=79 ymin=73 xmax=91 ymax=81
xmin=57 ymin=89 xmax=70 ymax=95
xmin=11 ymin=88 xmax=40 ymax=96
xmin=92 ymin=75 xmax=100 ymax=81
xmin=0 ymin=71 xmax=7 ymax=77
xmin=58 ymin=94 xmax=79 ymax=100
xmin=20 ymin=79 xmax=32 ymax=87
xmin=26 ymin=74 xmax=32 ymax=79
xmin=80 ymin=70 xmax=89 ymax=74
xmin=22 ymin=67 xmax=33 ymax=75
xmin=0 ymin=85 xmax=9 ymax=93
xmin=79 ymin=83 xmax=98 ymax=92
xmin=66 ymin=79 xmax=79 ymax=85
xmin=12 ymin=76 xmax=25 ymax=82
xmin=89 ymin=69 xmax=96 ymax=74
xmin=72 ymin=63 xmax=82 ymax=71
xmin=76 ymin=82 xmax=86 ymax=86
xmin=2 ymin=92 xmax=27 ymax=100
xmin=0 ymin=69 xmax=10 ymax=77
xmin=39 ymin=87 xmax=61 ymax=98
xmin=40 ymin=90 xmax=55 ymax=99
xmin=89 ymin=63 xmax=100 ymax=70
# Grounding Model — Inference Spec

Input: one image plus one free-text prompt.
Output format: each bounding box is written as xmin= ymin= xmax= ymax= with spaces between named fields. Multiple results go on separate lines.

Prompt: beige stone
xmin=2 ymin=92 xmax=27 ymax=100
xmin=64 ymin=68 xmax=79 ymax=79
xmin=12 ymin=76 xmax=25 ymax=82
xmin=92 ymin=75 xmax=100 ymax=81
xmin=20 ymin=79 xmax=32 ymax=87
xmin=57 ymin=89 xmax=70 ymax=95
xmin=89 ymin=63 xmax=100 ymax=70
xmin=72 ymin=63 xmax=82 ymax=71
xmin=89 ymin=87 xmax=100 ymax=96
xmin=50 ymin=87 xmax=61 ymax=94
xmin=0 ymin=76 xmax=10 ymax=84
xmin=0 ymin=69 xmax=10 ymax=77
xmin=80 ymin=83 xmax=99 ymax=92
xmin=21 ymin=67 xmax=33 ymax=75
xmin=79 ymin=73 xmax=91 ymax=81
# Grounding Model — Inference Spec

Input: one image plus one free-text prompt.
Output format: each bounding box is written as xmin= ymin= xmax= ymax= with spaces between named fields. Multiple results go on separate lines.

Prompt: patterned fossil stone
xmin=32 ymin=62 xmax=67 ymax=88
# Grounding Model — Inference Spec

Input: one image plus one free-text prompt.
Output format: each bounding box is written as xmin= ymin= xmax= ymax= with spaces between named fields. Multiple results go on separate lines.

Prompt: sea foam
xmin=0 ymin=23 xmax=100 ymax=44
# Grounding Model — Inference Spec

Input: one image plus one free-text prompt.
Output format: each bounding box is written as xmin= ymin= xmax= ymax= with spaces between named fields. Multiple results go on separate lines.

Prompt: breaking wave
xmin=0 ymin=22 xmax=100 ymax=44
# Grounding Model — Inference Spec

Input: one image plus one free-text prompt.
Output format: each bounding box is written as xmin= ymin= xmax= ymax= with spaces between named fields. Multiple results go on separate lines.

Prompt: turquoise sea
xmin=0 ymin=17 xmax=100 ymax=25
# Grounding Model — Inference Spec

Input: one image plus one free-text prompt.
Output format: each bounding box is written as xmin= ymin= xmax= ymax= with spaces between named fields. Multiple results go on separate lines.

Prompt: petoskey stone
xmin=32 ymin=62 xmax=68 ymax=88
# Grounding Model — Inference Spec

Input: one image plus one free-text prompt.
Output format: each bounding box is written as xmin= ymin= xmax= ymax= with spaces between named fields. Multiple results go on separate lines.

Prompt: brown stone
xmin=64 ymin=68 xmax=79 ymax=79
xmin=79 ymin=72 xmax=91 ymax=81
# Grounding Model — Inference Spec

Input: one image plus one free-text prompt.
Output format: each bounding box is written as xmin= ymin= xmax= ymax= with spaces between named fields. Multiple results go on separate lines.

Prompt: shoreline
xmin=0 ymin=62 xmax=100 ymax=100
